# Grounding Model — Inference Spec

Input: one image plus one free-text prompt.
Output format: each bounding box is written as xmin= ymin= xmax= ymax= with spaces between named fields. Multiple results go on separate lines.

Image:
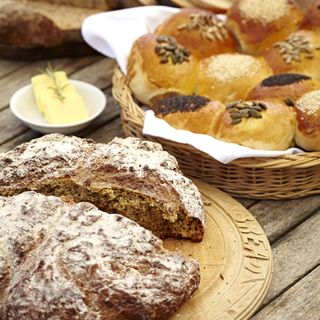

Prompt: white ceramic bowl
xmin=10 ymin=80 xmax=106 ymax=134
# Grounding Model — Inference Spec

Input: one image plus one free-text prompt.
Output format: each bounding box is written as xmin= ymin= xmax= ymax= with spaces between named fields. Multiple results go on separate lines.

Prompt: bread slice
xmin=0 ymin=191 xmax=200 ymax=319
xmin=0 ymin=134 xmax=205 ymax=240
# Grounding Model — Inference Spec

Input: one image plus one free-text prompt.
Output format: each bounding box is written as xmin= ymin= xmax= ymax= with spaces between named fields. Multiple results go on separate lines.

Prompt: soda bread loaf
xmin=0 ymin=0 xmax=119 ymax=59
xmin=0 ymin=134 xmax=205 ymax=241
xmin=0 ymin=191 xmax=200 ymax=319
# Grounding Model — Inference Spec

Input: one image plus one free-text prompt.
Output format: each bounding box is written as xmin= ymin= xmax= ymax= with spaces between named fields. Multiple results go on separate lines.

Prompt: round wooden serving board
xmin=164 ymin=181 xmax=273 ymax=320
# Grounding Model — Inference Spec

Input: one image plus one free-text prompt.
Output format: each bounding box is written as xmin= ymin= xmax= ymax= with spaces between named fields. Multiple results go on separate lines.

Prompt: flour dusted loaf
xmin=0 ymin=134 xmax=205 ymax=241
xmin=0 ymin=191 xmax=200 ymax=319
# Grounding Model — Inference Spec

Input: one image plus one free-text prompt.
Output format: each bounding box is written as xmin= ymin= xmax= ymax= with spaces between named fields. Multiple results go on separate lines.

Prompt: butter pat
xmin=31 ymin=71 xmax=89 ymax=125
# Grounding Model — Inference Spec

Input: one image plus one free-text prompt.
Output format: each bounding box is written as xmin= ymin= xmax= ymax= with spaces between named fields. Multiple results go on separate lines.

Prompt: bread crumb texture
xmin=239 ymin=0 xmax=290 ymax=23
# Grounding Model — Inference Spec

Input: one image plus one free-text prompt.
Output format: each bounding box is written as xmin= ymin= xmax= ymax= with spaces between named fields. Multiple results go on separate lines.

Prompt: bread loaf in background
xmin=0 ymin=0 xmax=120 ymax=59
xmin=0 ymin=191 xmax=200 ymax=320
xmin=29 ymin=0 xmax=119 ymax=9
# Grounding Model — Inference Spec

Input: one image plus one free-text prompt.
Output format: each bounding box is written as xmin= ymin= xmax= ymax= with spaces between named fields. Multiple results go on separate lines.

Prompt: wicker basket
xmin=112 ymin=66 xmax=320 ymax=199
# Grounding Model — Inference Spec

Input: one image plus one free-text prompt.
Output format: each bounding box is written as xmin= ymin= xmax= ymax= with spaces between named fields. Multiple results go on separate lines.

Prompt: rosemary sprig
xmin=40 ymin=63 xmax=68 ymax=102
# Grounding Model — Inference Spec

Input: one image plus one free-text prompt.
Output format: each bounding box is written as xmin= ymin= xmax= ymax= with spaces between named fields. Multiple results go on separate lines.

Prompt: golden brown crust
xmin=155 ymin=8 xmax=237 ymax=58
xmin=215 ymin=99 xmax=296 ymax=150
xmin=127 ymin=33 xmax=198 ymax=106
xmin=226 ymin=0 xmax=303 ymax=54
xmin=153 ymin=95 xmax=225 ymax=136
xmin=195 ymin=53 xmax=273 ymax=104
xmin=295 ymin=90 xmax=320 ymax=151
xmin=247 ymin=73 xmax=320 ymax=103
xmin=301 ymin=0 xmax=320 ymax=30
xmin=263 ymin=30 xmax=320 ymax=81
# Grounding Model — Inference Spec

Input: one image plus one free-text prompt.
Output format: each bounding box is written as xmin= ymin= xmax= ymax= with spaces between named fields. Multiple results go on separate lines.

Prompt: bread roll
xmin=195 ymin=53 xmax=273 ymax=104
xmin=155 ymin=8 xmax=236 ymax=59
xmin=295 ymin=89 xmax=320 ymax=151
xmin=226 ymin=0 xmax=303 ymax=55
xmin=153 ymin=95 xmax=225 ymax=136
xmin=127 ymin=33 xmax=198 ymax=106
xmin=0 ymin=134 xmax=205 ymax=241
xmin=215 ymin=100 xmax=296 ymax=150
xmin=0 ymin=191 xmax=200 ymax=320
xmin=247 ymin=73 xmax=320 ymax=105
xmin=263 ymin=30 xmax=320 ymax=81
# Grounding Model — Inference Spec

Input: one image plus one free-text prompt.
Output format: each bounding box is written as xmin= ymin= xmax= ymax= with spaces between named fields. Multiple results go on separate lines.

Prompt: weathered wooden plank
xmin=234 ymin=198 xmax=257 ymax=209
xmin=249 ymin=197 xmax=320 ymax=243
xmin=0 ymin=108 xmax=29 ymax=145
xmin=0 ymin=60 xmax=29 ymax=79
xmin=252 ymin=265 xmax=320 ymax=320
xmin=70 ymin=58 xmax=116 ymax=89
xmin=87 ymin=116 xmax=124 ymax=142
xmin=0 ymin=56 xmax=100 ymax=111
xmin=262 ymin=211 xmax=320 ymax=304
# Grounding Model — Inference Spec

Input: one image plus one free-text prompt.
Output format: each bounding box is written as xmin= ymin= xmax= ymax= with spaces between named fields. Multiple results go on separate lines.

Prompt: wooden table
xmin=0 ymin=55 xmax=319 ymax=320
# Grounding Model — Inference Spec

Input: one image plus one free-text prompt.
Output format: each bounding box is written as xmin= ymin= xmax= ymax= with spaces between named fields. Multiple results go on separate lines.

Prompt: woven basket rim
xmin=112 ymin=65 xmax=320 ymax=170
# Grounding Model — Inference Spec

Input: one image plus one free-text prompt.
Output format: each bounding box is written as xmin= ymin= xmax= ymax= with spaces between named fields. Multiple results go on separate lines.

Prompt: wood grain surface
xmin=164 ymin=181 xmax=272 ymax=320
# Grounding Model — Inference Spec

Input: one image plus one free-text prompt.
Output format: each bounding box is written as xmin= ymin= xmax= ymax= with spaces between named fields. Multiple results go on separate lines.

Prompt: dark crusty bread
xmin=0 ymin=1 xmax=102 ymax=49
xmin=30 ymin=0 xmax=119 ymax=9
xmin=0 ymin=191 xmax=200 ymax=319
xmin=0 ymin=0 xmax=119 ymax=59
xmin=0 ymin=134 xmax=205 ymax=241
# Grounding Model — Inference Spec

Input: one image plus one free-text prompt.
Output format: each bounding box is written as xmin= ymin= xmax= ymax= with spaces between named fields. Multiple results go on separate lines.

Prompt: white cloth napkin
xmin=82 ymin=6 xmax=303 ymax=164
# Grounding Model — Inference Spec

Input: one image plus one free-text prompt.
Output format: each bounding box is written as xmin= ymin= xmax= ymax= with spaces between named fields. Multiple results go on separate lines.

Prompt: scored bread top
xmin=0 ymin=134 xmax=204 ymax=226
xmin=0 ymin=191 xmax=200 ymax=319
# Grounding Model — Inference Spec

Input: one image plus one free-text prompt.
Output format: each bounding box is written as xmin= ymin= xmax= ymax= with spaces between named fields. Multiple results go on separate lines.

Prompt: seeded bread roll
xmin=215 ymin=100 xmax=296 ymax=150
xmin=155 ymin=8 xmax=237 ymax=59
xmin=195 ymin=53 xmax=273 ymax=104
xmin=247 ymin=73 xmax=320 ymax=105
xmin=0 ymin=134 xmax=205 ymax=241
xmin=0 ymin=191 xmax=200 ymax=320
xmin=153 ymin=95 xmax=225 ymax=136
xmin=226 ymin=0 xmax=304 ymax=55
xmin=127 ymin=33 xmax=198 ymax=106
xmin=295 ymin=90 xmax=320 ymax=151
xmin=263 ymin=30 xmax=320 ymax=82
